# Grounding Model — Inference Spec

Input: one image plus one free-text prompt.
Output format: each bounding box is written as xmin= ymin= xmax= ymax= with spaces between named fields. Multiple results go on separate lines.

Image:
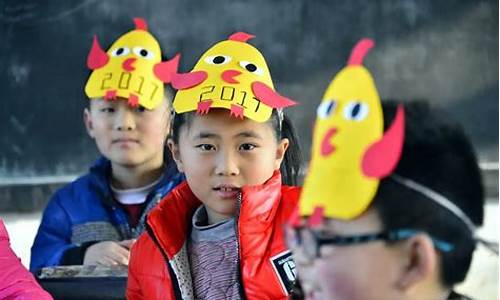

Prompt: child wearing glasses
xmin=287 ymin=39 xmax=484 ymax=300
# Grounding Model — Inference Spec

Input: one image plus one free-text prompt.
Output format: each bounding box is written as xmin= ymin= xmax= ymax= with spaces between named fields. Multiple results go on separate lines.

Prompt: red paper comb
xmin=134 ymin=18 xmax=148 ymax=31
xmin=348 ymin=38 xmax=375 ymax=66
xmin=228 ymin=32 xmax=255 ymax=43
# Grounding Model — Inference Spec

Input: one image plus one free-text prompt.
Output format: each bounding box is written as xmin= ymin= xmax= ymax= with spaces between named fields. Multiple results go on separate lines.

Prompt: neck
xmin=110 ymin=160 xmax=164 ymax=189
xmin=205 ymin=206 xmax=235 ymax=225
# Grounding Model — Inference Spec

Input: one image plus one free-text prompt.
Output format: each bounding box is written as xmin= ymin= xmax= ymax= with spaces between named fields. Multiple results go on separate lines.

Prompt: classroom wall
xmin=0 ymin=0 xmax=498 ymax=209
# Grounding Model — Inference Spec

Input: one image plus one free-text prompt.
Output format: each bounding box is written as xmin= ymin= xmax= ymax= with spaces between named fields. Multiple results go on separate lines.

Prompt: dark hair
xmin=373 ymin=101 xmax=484 ymax=287
xmin=170 ymin=109 xmax=302 ymax=186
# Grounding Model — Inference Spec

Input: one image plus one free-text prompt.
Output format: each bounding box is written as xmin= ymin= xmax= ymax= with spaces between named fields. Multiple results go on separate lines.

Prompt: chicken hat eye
xmin=133 ymin=47 xmax=154 ymax=60
xmin=239 ymin=61 xmax=264 ymax=76
xmin=317 ymin=100 xmax=337 ymax=119
xmin=343 ymin=101 xmax=369 ymax=121
xmin=205 ymin=55 xmax=232 ymax=65
xmin=110 ymin=47 xmax=130 ymax=57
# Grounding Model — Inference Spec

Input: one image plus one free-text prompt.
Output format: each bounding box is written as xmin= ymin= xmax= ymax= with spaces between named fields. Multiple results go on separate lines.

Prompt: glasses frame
xmin=287 ymin=226 xmax=454 ymax=259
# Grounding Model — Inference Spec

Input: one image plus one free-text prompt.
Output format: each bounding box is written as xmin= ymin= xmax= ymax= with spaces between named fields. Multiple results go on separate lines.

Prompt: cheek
xmin=242 ymin=150 xmax=280 ymax=185
xmin=315 ymin=254 xmax=370 ymax=300
xmin=242 ymin=159 xmax=274 ymax=185
xmin=89 ymin=123 xmax=110 ymax=144
xmin=142 ymin=122 xmax=169 ymax=143
xmin=318 ymin=249 xmax=395 ymax=300
xmin=180 ymin=150 xmax=211 ymax=177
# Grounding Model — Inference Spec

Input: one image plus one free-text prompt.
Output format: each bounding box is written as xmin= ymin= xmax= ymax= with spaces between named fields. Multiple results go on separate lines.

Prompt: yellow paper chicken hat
xmin=171 ymin=32 xmax=297 ymax=122
xmin=85 ymin=18 xmax=179 ymax=110
xmin=296 ymin=39 xmax=405 ymax=224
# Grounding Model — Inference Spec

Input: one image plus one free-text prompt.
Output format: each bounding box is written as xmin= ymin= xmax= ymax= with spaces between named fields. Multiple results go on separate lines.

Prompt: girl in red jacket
xmin=127 ymin=32 xmax=302 ymax=300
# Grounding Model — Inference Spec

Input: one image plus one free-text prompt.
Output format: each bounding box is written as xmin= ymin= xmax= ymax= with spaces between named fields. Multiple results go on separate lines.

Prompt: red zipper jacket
xmin=127 ymin=172 xmax=300 ymax=300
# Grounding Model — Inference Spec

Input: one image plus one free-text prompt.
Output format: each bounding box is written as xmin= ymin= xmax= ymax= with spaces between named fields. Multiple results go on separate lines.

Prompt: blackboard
xmin=1 ymin=0 xmax=498 ymax=183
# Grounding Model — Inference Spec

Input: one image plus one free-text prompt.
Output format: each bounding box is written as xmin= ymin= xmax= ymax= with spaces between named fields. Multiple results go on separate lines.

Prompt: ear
xmin=396 ymin=234 xmax=437 ymax=292
xmin=274 ymin=138 xmax=289 ymax=170
xmin=83 ymin=108 xmax=95 ymax=138
xmin=167 ymin=138 xmax=184 ymax=172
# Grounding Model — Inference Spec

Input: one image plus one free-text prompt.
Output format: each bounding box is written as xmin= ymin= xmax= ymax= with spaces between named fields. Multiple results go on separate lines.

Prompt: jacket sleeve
xmin=30 ymin=191 xmax=75 ymax=272
xmin=0 ymin=220 xmax=53 ymax=300
xmin=126 ymin=241 xmax=144 ymax=300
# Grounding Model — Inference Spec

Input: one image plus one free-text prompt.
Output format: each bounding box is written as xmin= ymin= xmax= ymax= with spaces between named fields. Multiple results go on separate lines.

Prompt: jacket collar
xmin=89 ymin=156 xmax=181 ymax=207
xmin=146 ymin=180 xmax=201 ymax=259
xmin=239 ymin=170 xmax=284 ymax=228
xmin=89 ymin=157 xmax=112 ymax=199
xmin=146 ymin=170 xmax=285 ymax=258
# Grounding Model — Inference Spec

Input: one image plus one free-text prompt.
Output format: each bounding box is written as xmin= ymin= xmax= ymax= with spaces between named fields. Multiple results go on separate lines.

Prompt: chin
xmin=111 ymin=157 xmax=143 ymax=167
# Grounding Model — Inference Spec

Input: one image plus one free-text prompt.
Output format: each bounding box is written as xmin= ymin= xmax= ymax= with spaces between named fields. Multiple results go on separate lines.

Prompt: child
xmin=127 ymin=32 xmax=302 ymax=299
xmin=1 ymin=219 xmax=53 ymax=299
xmin=288 ymin=39 xmax=485 ymax=300
xmin=30 ymin=18 xmax=181 ymax=271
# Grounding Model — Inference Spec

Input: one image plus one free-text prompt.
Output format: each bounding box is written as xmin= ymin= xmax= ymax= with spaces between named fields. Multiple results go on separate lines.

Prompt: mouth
xmin=113 ymin=138 xmax=139 ymax=145
xmin=213 ymin=184 xmax=241 ymax=199
xmin=221 ymin=69 xmax=241 ymax=84
xmin=320 ymin=127 xmax=337 ymax=157
xmin=122 ymin=58 xmax=137 ymax=72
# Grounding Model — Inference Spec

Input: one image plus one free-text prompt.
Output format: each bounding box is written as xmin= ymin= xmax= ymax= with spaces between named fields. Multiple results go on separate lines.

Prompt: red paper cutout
xmin=104 ymin=90 xmax=117 ymax=100
xmin=362 ymin=105 xmax=405 ymax=178
xmin=197 ymin=101 xmax=213 ymax=114
xmin=228 ymin=32 xmax=255 ymax=43
xmin=172 ymin=70 xmax=208 ymax=90
xmin=307 ymin=206 xmax=325 ymax=227
xmin=230 ymin=104 xmax=244 ymax=119
xmin=133 ymin=18 xmax=148 ymax=31
xmin=347 ymin=38 xmax=375 ymax=66
xmin=251 ymin=81 xmax=297 ymax=109
xmin=221 ymin=69 xmax=241 ymax=84
xmin=320 ymin=127 xmax=337 ymax=157
xmin=128 ymin=94 xmax=139 ymax=107
xmin=153 ymin=53 xmax=180 ymax=83
xmin=87 ymin=36 xmax=109 ymax=70
xmin=122 ymin=57 xmax=136 ymax=72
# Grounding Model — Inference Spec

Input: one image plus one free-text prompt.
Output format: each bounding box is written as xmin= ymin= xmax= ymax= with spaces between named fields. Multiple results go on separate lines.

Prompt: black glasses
xmin=286 ymin=226 xmax=454 ymax=259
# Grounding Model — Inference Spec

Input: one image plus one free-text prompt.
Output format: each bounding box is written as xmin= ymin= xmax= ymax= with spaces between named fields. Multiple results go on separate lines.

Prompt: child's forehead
xmin=90 ymin=97 xmax=126 ymax=105
xmin=90 ymin=96 xmax=169 ymax=109
xmin=183 ymin=109 xmax=274 ymax=136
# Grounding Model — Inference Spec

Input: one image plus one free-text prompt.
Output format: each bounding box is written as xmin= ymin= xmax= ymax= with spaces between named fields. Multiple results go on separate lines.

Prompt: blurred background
xmin=0 ymin=0 xmax=498 ymax=298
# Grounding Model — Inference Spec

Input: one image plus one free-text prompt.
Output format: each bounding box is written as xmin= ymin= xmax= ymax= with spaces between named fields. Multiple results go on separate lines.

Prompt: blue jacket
xmin=30 ymin=157 xmax=183 ymax=272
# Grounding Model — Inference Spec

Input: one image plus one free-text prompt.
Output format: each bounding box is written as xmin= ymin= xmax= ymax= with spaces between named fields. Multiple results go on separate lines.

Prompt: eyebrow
xmin=193 ymin=130 xmax=263 ymax=140
xmin=194 ymin=132 xmax=220 ymax=140
xmin=234 ymin=131 xmax=263 ymax=139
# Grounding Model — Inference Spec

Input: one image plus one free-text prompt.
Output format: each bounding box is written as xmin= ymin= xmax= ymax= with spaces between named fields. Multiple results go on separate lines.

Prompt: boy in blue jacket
xmin=30 ymin=18 xmax=181 ymax=271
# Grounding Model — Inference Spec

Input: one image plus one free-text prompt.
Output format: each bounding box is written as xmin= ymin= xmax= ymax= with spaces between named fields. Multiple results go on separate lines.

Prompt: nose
xmin=115 ymin=108 xmax=136 ymax=131
xmin=215 ymin=149 xmax=239 ymax=176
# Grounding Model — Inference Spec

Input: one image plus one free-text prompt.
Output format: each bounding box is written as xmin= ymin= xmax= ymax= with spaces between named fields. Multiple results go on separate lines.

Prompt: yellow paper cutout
xmin=85 ymin=19 xmax=165 ymax=110
xmin=299 ymin=39 xmax=384 ymax=220
xmin=173 ymin=34 xmax=277 ymax=122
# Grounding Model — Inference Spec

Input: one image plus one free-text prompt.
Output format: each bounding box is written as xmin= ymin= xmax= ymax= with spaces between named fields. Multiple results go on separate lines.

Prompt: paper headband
xmin=171 ymin=32 xmax=297 ymax=122
xmin=297 ymin=38 xmax=405 ymax=223
xmin=85 ymin=18 xmax=179 ymax=110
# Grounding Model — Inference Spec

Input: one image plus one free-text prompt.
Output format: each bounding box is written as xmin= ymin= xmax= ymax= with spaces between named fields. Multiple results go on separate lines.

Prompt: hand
xmin=83 ymin=239 xmax=136 ymax=266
